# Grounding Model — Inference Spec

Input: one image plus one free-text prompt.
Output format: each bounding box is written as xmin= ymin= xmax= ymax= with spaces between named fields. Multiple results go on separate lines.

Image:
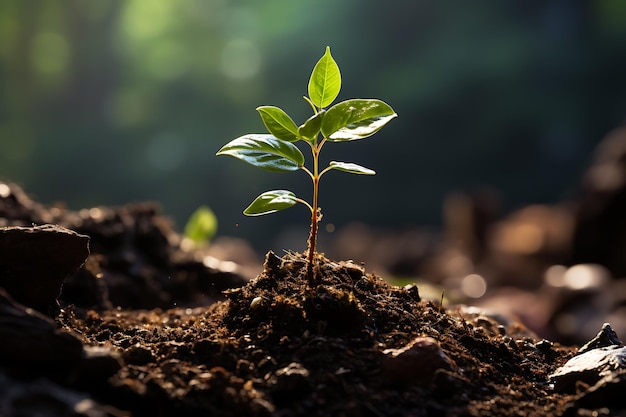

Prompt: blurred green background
xmin=1 ymin=1 xmax=626 ymax=253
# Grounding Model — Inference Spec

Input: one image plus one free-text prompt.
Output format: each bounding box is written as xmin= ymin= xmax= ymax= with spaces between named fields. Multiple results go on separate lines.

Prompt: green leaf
xmin=184 ymin=205 xmax=218 ymax=244
xmin=216 ymin=134 xmax=304 ymax=172
xmin=244 ymin=190 xmax=298 ymax=216
xmin=298 ymin=110 xmax=324 ymax=143
xmin=307 ymin=46 xmax=341 ymax=108
xmin=328 ymin=161 xmax=376 ymax=175
xmin=256 ymin=106 xmax=299 ymax=142
xmin=321 ymin=99 xmax=397 ymax=141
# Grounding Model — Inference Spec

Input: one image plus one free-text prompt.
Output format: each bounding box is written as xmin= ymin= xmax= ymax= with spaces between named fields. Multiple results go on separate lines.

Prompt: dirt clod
xmin=0 ymin=224 xmax=89 ymax=315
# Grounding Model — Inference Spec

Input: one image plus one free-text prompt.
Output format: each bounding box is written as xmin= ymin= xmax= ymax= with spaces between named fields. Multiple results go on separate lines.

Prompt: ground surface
xmin=58 ymin=252 xmax=582 ymax=417
xmin=0 ymin=181 xmax=621 ymax=416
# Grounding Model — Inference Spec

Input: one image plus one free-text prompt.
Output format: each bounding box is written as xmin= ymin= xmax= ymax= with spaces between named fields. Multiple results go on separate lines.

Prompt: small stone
xmin=550 ymin=345 xmax=626 ymax=393
xmin=380 ymin=336 xmax=456 ymax=387
xmin=551 ymin=323 xmax=626 ymax=394
xmin=578 ymin=323 xmax=623 ymax=355
xmin=250 ymin=296 xmax=263 ymax=309
xmin=572 ymin=368 xmax=626 ymax=410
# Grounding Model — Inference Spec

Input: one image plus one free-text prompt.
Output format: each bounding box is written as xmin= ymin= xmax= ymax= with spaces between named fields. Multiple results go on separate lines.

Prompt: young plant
xmin=216 ymin=46 xmax=396 ymax=285
xmin=183 ymin=205 xmax=218 ymax=246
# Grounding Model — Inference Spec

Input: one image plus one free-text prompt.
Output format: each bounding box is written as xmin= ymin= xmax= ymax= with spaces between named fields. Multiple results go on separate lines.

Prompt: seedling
xmin=216 ymin=47 xmax=396 ymax=285
xmin=184 ymin=205 xmax=218 ymax=246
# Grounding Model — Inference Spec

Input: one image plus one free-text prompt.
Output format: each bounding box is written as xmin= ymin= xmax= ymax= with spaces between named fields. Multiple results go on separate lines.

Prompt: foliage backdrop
xmin=1 ymin=1 xmax=625 ymax=251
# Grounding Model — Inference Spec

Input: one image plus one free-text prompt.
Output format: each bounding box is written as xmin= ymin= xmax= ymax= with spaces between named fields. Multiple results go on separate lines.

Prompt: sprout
xmin=217 ymin=46 xmax=396 ymax=285
xmin=183 ymin=205 xmax=218 ymax=246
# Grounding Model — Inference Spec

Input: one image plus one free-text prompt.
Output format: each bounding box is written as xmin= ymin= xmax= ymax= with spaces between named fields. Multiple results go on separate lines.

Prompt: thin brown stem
xmin=306 ymin=137 xmax=322 ymax=286
xmin=306 ymin=203 xmax=318 ymax=286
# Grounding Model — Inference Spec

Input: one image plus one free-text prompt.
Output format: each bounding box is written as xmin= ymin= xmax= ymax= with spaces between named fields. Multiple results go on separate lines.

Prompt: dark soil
xmin=0 ymin=181 xmax=619 ymax=416
xmin=65 ymin=252 xmax=587 ymax=417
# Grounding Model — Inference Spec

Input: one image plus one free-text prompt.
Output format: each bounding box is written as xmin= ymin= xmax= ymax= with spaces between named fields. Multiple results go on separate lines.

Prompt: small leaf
xmin=308 ymin=46 xmax=341 ymax=108
xmin=257 ymin=106 xmax=299 ymax=142
xmin=244 ymin=190 xmax=298 ymax=216
xmin=328 ymin=161 xmax=376 ymax=175
xmin=216 ymin=134 xmax=304 ymax=172
xmin=321 ymin=99 xmax=397 ymax=141
xmin=298 ymin=110 xmax=324 ymax=143
xmin=184 ymin=206 xmax=218 ymax=244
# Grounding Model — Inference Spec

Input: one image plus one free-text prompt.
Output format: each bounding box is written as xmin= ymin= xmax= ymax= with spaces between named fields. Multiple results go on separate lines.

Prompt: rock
xmin=578 ymin=323 xmax=622 ymax=354
xmin=551 ymin=346 xmax=626 ymax=393
xmin=380 ymin=336 xmax=456 ymax=387
xmin=565 ymin=368 xmax=626 ymax=411
xmin=550 ymin=323 xmax=626 ymax=394
xmin=0 ymin=224 xmax=90 ymax=315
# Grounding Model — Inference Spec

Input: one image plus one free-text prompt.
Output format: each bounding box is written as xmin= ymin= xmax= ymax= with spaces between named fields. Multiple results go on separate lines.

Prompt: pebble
xmin=380 ymin=336 xmax=456 ymax=387
xmin=550 ymin=323 xmax=626 ymax=394
xmin=578 ymin=322 xmax=622 ymax=354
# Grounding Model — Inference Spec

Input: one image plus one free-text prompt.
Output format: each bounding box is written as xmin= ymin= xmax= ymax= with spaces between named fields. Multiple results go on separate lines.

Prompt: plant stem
xmin=306 ymin=181 xmax=319 ymax=286
xmin=305 ymin=138 xmax=323 ymax=286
